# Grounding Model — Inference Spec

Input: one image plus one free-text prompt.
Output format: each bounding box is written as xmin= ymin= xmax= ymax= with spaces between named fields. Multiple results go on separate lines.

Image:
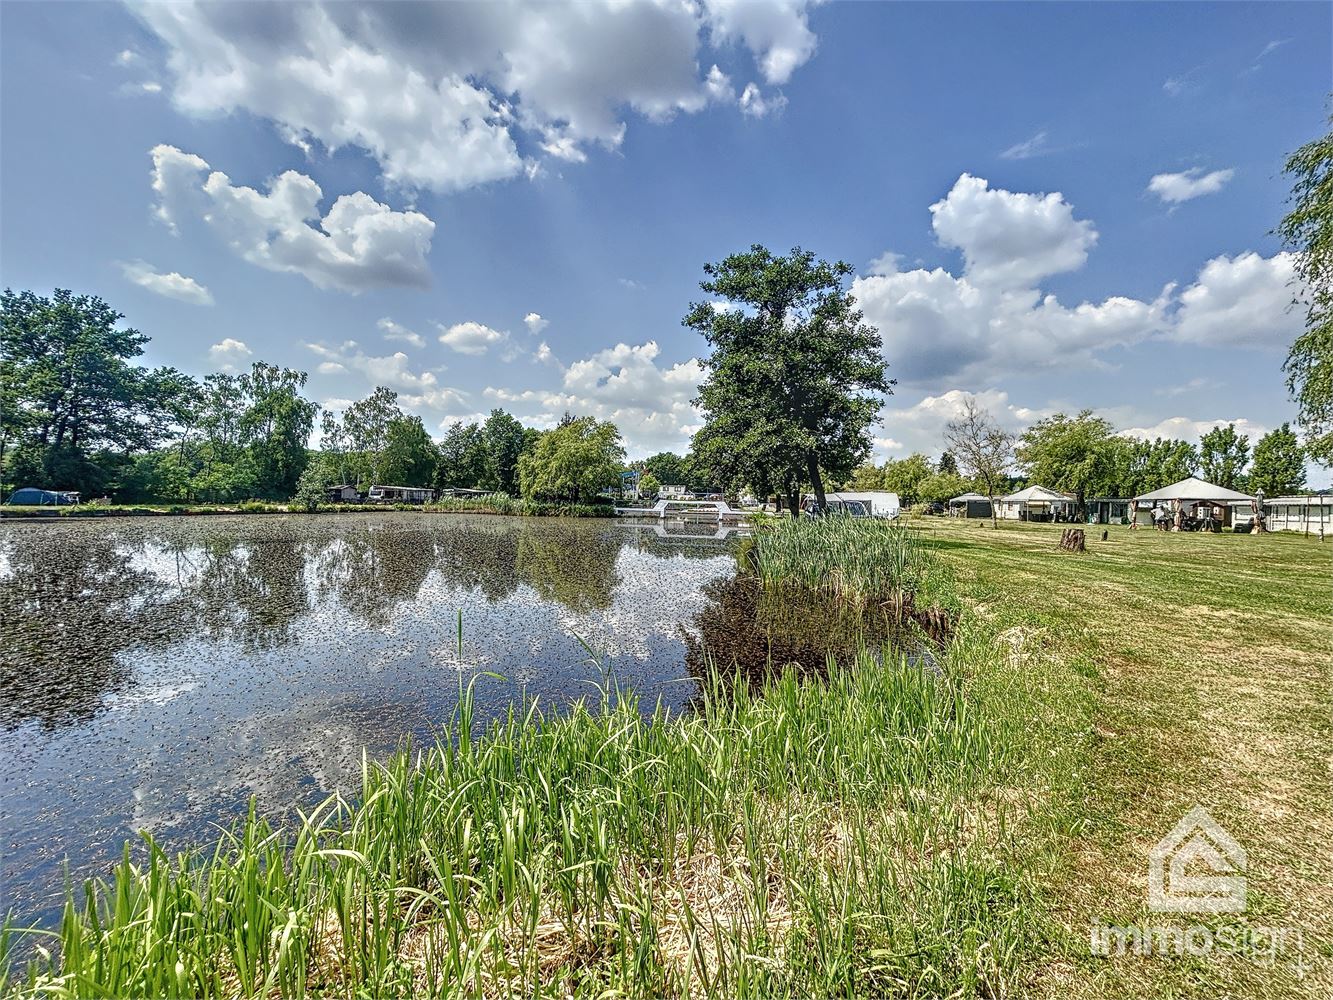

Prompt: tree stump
xmin=1058 ymin=528 xmax=1086 ymax=552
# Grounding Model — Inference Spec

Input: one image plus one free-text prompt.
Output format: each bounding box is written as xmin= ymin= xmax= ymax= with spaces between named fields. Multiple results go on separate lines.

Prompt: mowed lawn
xmin=917 ymin=517 xmax=1332 ymax=998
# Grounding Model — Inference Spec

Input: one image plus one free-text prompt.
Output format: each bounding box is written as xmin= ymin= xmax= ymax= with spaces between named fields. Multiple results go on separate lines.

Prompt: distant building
xmin=822 ymin=491 xmax=901 ymax=518
xmin=367 ymin=485 xmax=435 ymax=503
xmin=326 ymin=484 xmax=360 ymax=502
xmin=1132 ymin=476 xmax=1253 ymax=529
xmin=1086 ymin=498 xmax=1130 ymax=524
xmin=660 ymin=484 xmax=689 ymax=498
xmin=1251 ymin=494 xmax=1333 ymax=535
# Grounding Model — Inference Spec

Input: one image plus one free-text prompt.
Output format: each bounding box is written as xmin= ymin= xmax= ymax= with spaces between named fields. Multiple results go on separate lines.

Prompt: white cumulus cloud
xmin=1147 ymin=167 xmax=1235 ymax=204
xmin=485 ymin=340 xmax=704 ymax=455
xmin=150 ymin=144 xmax=436 ymax=293
xmin=208 ymin=337 xmax=252 ymax=372
xmin=853 ymin=173 xmax=1297 ymax=387
xmin=377 ymin=318 xmax=425 ymax=348
xmin=438 ymin=321 xmax=509 ymax=356
xmin=1171 ymin=251 xmax=1301 ymax=347
xmin=1118 ymin=416 xmax=1269 ymax=444
xmin=738 ymin=82 xmax=787 ymax=118
xmin=134 ymin=1 xmax=820 ymax=193
xmin=705 ymin=0 xmax=818 ymax=85
xmin=523 ymin=312 xmax=549 ymax=335
xmin=120 ymin=259 xmax=213 ymax=305
xmin=930 ymin=173 xmax=1097 ymax=288
xmin=305 ymin=340 xmax=465 ymax=411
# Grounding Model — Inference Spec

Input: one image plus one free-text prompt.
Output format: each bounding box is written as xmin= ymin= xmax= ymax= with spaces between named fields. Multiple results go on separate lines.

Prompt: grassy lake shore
xmin=3 ymin=518 xmax=1327 ymax=998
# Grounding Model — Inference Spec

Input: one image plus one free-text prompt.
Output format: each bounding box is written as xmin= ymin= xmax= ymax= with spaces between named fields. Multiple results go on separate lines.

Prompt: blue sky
xmin=1 ymin=1 xmax=1326 ymax=480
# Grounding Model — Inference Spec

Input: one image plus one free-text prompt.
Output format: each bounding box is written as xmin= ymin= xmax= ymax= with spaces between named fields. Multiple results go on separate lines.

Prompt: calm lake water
xmin=0 ymin=513 xmax=745 ymax=927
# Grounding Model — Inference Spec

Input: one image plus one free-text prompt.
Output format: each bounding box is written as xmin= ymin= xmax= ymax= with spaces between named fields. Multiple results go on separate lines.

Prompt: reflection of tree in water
xmin=684 ymin=575 xmax=900 ymax=692
xmin=516 ymin=523 xmax=623 ymax=613
xmin=0 ymin=532 xmax=177 ymax=730
xmin=178 ymin=529 xmax=315 ymax=650
xmin=313 ymin=523 xmax=438 ymax=627
xmin=430 ymin=523 xmax=522 ymax=603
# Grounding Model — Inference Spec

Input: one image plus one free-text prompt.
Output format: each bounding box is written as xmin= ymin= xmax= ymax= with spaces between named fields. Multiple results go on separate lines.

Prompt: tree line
xmin=2 ymin=289 xmax=321 ymax=501
xmin=0 ymin=289 xmax=631 ymax=505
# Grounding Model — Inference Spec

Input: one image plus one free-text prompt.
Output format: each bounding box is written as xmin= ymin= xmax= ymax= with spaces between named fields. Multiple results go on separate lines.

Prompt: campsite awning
xmin=1000 ymin=485 xmax=1075 ymax=504
xmin=1133 ymin=476 xmax=1254 ymax=504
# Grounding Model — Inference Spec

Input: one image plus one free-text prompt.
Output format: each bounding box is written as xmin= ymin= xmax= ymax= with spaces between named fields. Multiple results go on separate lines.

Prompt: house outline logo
xmin=1148 ymin=805 xmax=1247 ymax=913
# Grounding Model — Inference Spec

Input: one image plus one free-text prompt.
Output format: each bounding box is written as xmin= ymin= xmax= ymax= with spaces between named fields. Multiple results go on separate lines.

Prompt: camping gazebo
xmin=1131 ymin=476 xmax=1255 ymax=530
xmin=947 ymin=492 xmax=993 ymax=518
xmin=997 ymin=485 xmax=1077 ymax=522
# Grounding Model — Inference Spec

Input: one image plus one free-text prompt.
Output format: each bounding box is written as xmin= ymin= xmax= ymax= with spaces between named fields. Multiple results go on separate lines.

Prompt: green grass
xmin=911 ymin=516 xmax=1332 ymax=998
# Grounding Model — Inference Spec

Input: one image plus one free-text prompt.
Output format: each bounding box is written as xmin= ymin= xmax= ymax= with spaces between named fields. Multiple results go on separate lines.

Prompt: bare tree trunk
xmin=807 ymin=453 xmax=826 ymax=511
xmin=1059 ymin=528 xmax=1086 ymax=552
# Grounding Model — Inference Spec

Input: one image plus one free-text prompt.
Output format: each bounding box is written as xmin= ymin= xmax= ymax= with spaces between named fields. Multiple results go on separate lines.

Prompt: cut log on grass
xmin=1058 ymin=528 xmax=1086 ymax=552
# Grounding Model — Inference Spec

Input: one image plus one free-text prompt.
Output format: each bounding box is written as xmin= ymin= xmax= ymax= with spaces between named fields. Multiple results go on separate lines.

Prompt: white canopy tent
xmin=1133 ymin=476 xmax=1255 ymax=504
xmin=996 ymin=485 xmax=1076 ymax=521
xmin=1131 ymin=476 xmax=1255 ymax=529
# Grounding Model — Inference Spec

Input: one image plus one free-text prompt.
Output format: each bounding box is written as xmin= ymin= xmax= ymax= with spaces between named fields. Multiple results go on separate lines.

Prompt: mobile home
xmin=367 ymin=484 xmax=436 ymax=504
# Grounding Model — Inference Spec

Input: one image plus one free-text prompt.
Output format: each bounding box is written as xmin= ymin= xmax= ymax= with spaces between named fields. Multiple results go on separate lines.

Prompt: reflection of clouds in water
xmin=540 ymin=548 xmax=735 ymax=664
xmin=126 ymin=691 xmax=432 ymax=838
xmin=105 ymin=679 xmax=197 ymax=710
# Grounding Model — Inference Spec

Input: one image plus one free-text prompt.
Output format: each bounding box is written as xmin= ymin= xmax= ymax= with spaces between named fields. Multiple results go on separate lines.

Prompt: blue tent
xmin=6 ymin=487 xmax=79 ymax=506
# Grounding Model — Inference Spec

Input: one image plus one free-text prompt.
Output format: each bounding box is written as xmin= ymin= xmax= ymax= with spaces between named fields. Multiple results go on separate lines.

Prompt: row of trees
xmin=298 ymin=403 xmax=635 ymax=507
xmin=2 ymin=289 xmax=319 ymax=500
xmin=1014 ymin=412 xmax=1305 ymax=502
xmin=1 ymin=289 xmax=638 ymax=505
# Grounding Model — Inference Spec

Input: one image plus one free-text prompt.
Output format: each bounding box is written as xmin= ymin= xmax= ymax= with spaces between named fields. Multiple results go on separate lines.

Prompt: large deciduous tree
xmin=945 ymin=398 xmax=1013 ymax=528
xmin=642 ymin=451 xmax=688 ymax=488
xmin=1114 ymin=437 xmax=1199 ymax=497
xmin=1015 ymin=410 xmax=1119 ymax=513
xmin=1248 ymin=422 xmax=1306 ymax=496
xmin=342 ymin=386 xmax=401 ymax=487
xmin=436 ymin=421 xmax=487 ymax=489
xmin=381 ymin=415 xmax=439 ymax=487
xmin=1279 ymin=115 xmax=1333 ymax=465
xmin=1 ymin=288 xmax=195 ymax=494
xmin=518 ymin=417 xmax=625 ymax=503
xmin=880 ymin=453 xmax=936 ymax=506
xmin=239 ymin=361 xmax=319 ymax=498
xmin=479 ymin=409 xmax=528 ymax=495
xmin=1198 ymin=423 xmax=1250 ymax=489
xmin=685 ymin=245 xmax=893 ymax=516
